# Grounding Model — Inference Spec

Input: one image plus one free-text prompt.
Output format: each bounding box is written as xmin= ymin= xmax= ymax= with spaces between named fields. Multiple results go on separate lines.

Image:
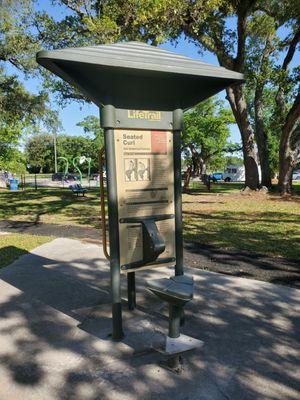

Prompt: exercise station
xmin=37 ymin=42 xmax=243 ymax=370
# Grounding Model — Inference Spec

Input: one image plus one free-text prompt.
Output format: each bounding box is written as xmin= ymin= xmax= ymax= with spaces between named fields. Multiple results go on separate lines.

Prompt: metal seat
xmin=147 ymin=275 xmax=193 ymax=307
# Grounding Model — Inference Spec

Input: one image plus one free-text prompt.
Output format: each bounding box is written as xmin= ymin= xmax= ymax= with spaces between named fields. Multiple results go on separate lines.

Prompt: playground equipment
xmin=37 ymin=42 xmax=243 ymax=370
xmin=57 ymin=156 xmax=69 ymax=186
xmin=72 ymin=155 xmax=92 ymax=186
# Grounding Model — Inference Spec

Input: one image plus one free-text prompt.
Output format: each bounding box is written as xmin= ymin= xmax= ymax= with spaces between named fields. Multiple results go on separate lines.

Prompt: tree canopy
xmin=183 ymin=97 xmax=235 ymax=176
xmin=25 ymin=133 xmax=101 ymax=174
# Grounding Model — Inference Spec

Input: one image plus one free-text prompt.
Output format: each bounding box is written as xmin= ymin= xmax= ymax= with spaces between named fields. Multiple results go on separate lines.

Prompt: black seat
xmin=147 ymin=275 xmax=193 ymax=307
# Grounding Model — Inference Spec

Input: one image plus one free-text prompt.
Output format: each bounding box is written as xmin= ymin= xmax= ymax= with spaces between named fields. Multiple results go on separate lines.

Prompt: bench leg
xmin=127 ymin=272 xmax=136 ymax=310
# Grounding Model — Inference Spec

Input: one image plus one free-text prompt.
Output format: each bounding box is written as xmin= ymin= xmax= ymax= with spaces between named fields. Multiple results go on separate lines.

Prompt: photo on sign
xmin=124 ymin=158 xmax=150 ymax=182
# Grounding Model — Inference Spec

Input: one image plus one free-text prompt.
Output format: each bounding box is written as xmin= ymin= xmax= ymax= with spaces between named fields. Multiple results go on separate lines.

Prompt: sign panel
xmin=114 ymin=129 xmax=176 ymax=271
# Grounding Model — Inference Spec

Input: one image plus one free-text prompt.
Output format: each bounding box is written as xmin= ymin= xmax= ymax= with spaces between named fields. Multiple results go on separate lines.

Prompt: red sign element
xmin=151 ymin=131 xmax=167 ymax=154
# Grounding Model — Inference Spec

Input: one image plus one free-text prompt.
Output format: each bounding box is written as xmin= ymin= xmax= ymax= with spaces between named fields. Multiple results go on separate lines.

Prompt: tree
xmin=56 ymin=135 xmax=101 ymax=173
xmin=25 ymin=134 xmax=54 ymax=173
xmin=76 ymin=115 xmax=104 ymax=148
xmin=25 ymin=133 xmax=102 ymax=174
xmin=0 ymin=0 xmax=61 ymax=167
xmin=244 ymin=5 xmax=300 ymax=192
xmin=182 ymin=97 xmax=234 ymax=189
xmin=47 ymin=0 xmax=299 ymax=193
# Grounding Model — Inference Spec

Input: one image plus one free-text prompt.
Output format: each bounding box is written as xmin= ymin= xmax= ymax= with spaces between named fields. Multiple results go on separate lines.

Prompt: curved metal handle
xmin=99 ymin=147 xmax=110 ymax=260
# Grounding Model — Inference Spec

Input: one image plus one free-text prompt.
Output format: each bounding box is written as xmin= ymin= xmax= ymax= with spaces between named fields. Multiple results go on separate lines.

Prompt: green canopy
xmin=37 ymin=41 xmax=244 ymax=110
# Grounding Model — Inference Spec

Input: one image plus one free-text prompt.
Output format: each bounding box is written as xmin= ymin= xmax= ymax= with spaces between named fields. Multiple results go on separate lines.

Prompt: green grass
xmin=1 ymin=183 xmax=300 ymax=261
xmin=0 ymin=233 xmax=53 ymax=268
xmin=183 ymin=190 xmax=300 ymax=260
xmin=0 ymin=187 xmax=102 ymax=228
xmin=188 ymin=181 xmax=244 ymax=193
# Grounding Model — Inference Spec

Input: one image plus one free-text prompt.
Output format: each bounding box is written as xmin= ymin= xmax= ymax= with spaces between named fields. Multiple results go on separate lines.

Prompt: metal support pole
xmin=169 ymin=304 xmax=181 ymax=338
xmin=53 ymin=133 xmax=58 ymax=174
xmin=173 ymin=109 xmax=184 ymax=276
xmin=104 ymin=126 xmax=123 ymax=340
xmin=168 ymin=304 xmax=182 ymax=370
xmin=127 ymin=272 xmax=136 ymax=310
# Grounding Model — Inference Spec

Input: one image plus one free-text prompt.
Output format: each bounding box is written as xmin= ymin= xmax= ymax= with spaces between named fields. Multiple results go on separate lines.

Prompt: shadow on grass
xmin=183 ymin=209 xmax=300 ymax=261
xmin=0 ymin=187 xmax=102 ymax=229
xmin=185 ymin=182 xmax=244 ymax=195
xmin=0 ymin=246 xmax=30 ymax=269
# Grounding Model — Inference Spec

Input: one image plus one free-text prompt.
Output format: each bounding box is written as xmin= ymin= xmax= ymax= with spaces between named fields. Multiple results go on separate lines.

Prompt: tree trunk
xmin=226 ymin=85 xmax=259 ymax=189
xmin=278 ymin=147 xmax=295 ymax=194
xmin=183 ymin=165 xmax=192 ymax=191
xmin=278 ymin=93 xmax=300 ymax=194
xmin=254 ymin=88 xmax=272 ymax=187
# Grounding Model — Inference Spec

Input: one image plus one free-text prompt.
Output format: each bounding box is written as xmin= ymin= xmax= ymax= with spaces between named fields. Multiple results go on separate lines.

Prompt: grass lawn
xmin=0 ymin=187 xmax=101 ymax=228
xmin=0 ymin=233 xmax=53 ymax=268
xmin=183 ymin=183 xmax=300 ymax=260
xmin=0 ymin=183 xmax=299 ymax=261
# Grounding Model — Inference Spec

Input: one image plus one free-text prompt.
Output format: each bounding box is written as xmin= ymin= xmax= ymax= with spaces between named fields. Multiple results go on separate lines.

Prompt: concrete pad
xmin=0 ymin=238 xmax=299 ymax=400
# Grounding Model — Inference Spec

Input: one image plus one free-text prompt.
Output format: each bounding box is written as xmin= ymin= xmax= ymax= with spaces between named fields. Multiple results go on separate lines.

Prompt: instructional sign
xmin=114 ymin=129 xmax=176 ymax=271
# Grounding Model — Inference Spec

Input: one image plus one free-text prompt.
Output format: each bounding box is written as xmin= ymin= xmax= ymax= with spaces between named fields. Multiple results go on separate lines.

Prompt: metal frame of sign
xmin=101 ymin=105 xmax=183 ymax=339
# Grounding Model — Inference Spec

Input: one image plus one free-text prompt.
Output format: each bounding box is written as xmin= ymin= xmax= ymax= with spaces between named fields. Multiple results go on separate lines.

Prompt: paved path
xmin=0 ymin=238 xmax=299 ymax=399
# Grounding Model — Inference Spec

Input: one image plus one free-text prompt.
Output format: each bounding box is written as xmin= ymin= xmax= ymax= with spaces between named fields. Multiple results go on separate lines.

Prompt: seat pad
xmin=147 ymin=275 xmax=193 ymax=303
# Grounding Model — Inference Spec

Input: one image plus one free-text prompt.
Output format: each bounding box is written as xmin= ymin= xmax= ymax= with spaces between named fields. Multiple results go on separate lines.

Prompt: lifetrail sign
xmin=37 ymin=41 xmax=244 ymax=340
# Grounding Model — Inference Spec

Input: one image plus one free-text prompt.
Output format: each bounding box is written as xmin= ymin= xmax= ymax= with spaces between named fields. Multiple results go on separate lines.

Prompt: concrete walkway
xmin=0 ymin=238 xmax=299 ymax=400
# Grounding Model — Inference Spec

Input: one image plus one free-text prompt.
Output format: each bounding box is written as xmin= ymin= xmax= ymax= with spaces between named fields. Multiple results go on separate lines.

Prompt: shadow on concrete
xmin=0 ymin=243 xmax=299 ymax=399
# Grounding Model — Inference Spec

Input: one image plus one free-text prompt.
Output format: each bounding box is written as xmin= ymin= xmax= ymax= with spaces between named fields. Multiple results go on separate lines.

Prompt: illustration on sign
xmin=124 ymin=158 xmax=150 ymax=182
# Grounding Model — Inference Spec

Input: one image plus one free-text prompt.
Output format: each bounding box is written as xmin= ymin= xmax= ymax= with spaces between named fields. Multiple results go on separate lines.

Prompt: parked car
xmin=292 ymin=170 xmax=300 ymax=180
xmin=210 ymin=172 xmax=223 ymax=182
xmin=91 ymin=173 xmax=99 ymax=180
xmin=52 ymin=173 xmax=79 ymax=181
xmin=222 ymin=165 xmax=245 ymax=182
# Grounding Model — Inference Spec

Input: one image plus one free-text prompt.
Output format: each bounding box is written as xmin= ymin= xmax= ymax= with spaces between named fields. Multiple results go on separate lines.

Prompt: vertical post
xmin=168 ymin=304 xmax=182 ymax=370
xmin=34 ymin=173 xmax=37 ymax=191
xmin=169 ymin=304 xmax=181 ymax=338
xmin=102 ymin=105 xmax=124 ymax=340
xmin=127 ymin=272 xmax=136 ymax=310
xmin=53 ymin=133 xmax=58 ymax=173
xmin=173 ymin=109 xmax=184 ymax=276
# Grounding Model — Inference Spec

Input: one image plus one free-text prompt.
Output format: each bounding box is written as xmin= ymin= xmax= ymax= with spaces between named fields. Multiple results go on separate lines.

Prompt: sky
xmin=5 ymin=1 xmax=298 ymax=145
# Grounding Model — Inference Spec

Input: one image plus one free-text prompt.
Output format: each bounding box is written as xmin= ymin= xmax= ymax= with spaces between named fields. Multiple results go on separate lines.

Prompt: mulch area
xmin=1 ymin=220 xmax=299 ymax=289
xmin=184 ymin=241 xmax=300 ymax=290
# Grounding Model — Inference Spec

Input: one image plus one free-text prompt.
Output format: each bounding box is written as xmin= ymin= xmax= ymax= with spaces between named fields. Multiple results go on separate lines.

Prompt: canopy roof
xmin=37 ymin=41 xmax=244 ymax=110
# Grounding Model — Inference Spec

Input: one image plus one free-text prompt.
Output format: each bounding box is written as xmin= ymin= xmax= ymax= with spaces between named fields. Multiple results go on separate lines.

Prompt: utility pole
xmin=53 ymin=133 xmax=58 ymax=173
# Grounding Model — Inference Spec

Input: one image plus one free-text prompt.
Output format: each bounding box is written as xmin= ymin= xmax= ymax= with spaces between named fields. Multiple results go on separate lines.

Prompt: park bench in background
xmin=69 ymin=184 xmax=87 ymax=197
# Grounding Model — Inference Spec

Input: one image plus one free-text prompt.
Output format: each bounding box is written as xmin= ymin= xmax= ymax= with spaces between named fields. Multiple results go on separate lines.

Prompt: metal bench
xmin=69 ymin=184 xmax=87 ymax=197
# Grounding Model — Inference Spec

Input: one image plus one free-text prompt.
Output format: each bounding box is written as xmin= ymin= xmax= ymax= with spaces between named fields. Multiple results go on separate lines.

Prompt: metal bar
xmin=169 ymin=304 xmax=181 ymax=338
xmin=127 ymin=272 xmax=136 ymax=310
xmin=173 ymin=128 xmax=183 ymax=276
xmin=104 ymin=127 xmax=124 ymax=340
xmin=119 ymin=214 xmax=174 ymax=223
xmin=121 ymin=257 xmax=176 ymax=271
xmin=99 ymin=147 xmax=110 ymax=260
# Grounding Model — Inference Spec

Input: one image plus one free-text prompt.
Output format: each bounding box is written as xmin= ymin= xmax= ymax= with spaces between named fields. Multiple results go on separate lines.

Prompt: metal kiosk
xmin=37 ymin=42 xmax=243 ymax=344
